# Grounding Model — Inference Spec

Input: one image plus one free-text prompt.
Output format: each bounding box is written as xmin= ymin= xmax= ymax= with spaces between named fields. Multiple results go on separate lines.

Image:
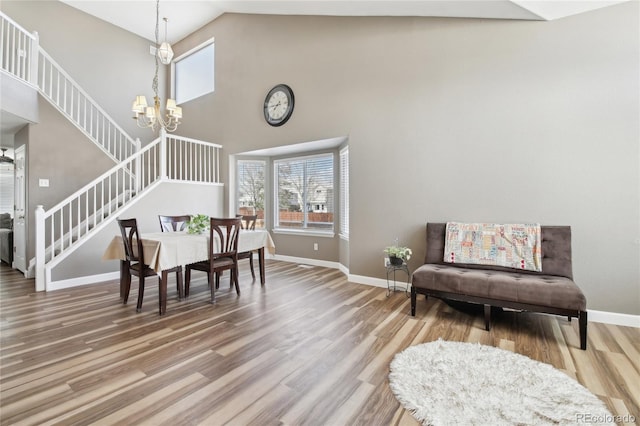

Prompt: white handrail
xmin=0 ymin=11 xmax=38 ymax=85
xmin=1 ymin=11 xmax=135 ymax=161
xmin=35 ymin=132 xmax=223 ymax=291
xmin=36 ymin=48 xmax=137 ymax=162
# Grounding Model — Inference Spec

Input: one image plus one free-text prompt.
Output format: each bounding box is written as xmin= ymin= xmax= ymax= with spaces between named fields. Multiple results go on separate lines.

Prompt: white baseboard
xmin=347 ymin=273 xmax=388 ymax=289
xmin=587 ymin=309 xmax=640 ymax=328
xmin=48 ymin=271 xmax=119 ymax=291
xmin=45 ymin=257 xmax=640 ymax=328
xmin=272 ymin=254 xmax=342 ymax=270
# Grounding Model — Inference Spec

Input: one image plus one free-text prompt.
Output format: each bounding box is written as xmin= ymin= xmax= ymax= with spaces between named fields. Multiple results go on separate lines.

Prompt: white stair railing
xmin=0 ymin=11 xmax=38 ymax=86
xmin=1 ymin=11 xmax=136 ymax=162
xmin=35 ymin=131 xmax=222 ymax=290
xmin=37 ymin=48 xmax=137 ymax=162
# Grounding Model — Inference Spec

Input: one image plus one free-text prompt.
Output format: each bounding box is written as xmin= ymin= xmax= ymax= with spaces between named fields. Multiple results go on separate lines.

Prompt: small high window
xmin=173 ymin=39 xmax=215 ymax=104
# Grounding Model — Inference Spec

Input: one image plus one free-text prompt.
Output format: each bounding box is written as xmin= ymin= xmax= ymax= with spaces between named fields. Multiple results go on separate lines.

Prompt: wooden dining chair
xmin=158 ymin=214 xmax=191 ymax=232
xmin=185 ymin=217 xmax=242 ymax=303
xmin=118 ymin=218 xmax=166 ymax=314
xmin=237 ymin=214 xmax=258 ymax=280
xmin=158 ymin=215 xmax=191 ymax=299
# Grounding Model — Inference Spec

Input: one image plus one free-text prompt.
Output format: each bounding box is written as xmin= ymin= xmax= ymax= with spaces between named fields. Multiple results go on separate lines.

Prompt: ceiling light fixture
xmin=0 ymin=148 xmax=14 ymax=164
xmin=132 ymin=0 xmax=181 ymax=133
xmin=158 ymin=17 xmax=174 ymax=65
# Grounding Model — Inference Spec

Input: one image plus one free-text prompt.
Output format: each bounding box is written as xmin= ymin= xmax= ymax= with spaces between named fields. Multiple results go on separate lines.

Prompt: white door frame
xmin=13 ymin=144 xmax=27 ymax=274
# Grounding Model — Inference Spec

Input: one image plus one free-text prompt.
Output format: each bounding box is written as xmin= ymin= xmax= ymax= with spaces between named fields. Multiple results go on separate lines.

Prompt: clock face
xmin=264 ymin=84 xmax=294 ymax=126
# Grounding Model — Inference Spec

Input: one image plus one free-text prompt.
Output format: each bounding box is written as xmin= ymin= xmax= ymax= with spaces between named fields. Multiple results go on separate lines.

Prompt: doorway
xmin=13 ymin=145 xmax=26 ymax=273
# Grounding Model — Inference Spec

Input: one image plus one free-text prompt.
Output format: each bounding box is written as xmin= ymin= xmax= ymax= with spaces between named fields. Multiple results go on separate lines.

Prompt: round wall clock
xmin=264 ymin=84 xmax=294 ymax=127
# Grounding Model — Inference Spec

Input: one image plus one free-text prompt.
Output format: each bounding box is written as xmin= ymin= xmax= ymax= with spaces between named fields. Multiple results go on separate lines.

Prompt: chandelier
xmin=132 ymin=0 xmax=181 ymax=132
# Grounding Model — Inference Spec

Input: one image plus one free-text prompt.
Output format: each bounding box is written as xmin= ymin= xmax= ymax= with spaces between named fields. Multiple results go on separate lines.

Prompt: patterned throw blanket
xmin=443 ymin=222 xmax=542 ymax=272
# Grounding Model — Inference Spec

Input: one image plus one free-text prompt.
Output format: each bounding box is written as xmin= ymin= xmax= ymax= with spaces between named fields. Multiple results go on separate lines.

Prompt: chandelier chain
xmin=152 ymin=0 xmax=160 ymax=98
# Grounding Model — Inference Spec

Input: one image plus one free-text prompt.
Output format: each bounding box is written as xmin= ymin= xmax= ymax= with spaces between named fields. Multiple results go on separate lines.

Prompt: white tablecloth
xmin=103 ymin=229 xmax=275 ymax=273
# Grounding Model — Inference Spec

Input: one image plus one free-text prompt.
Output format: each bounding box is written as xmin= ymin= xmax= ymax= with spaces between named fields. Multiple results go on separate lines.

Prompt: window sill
xmin=273 ymin=228 xmax=335 ymax=238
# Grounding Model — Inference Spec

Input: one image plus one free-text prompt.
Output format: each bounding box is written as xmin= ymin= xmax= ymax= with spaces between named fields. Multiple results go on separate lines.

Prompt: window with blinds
xmin=339 ymin=147 xmax=349 ymax=239
xmin=274 ymin=154 xmax=334 ymax=232
xmin=0 ymin=167 xmax=14 ymax=216
xmin=237 ymin=160 xmax=265 ymax=229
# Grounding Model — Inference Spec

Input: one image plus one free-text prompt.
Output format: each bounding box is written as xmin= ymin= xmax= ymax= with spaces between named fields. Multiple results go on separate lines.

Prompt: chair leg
xmin=136 ymin=275 xmax=145 ymax=313
xmin=233 ymin=265 xmax=240 ymax=295
xmin=215 ymin=272 xmax=220 ymax=289
xmin=184 ymin=267 xmax=191 ymax=298
xmin=159 ymin=273 xmax=167 ymax=316
xmin=249 ymin=255 xmax=255 ymax=280
xmin=209 ymin=271 xmax=216 ymax=303
xmin=176 ymin=266 xmax=184 ymax=300
xmin=122 ymin=271 xmax=132 ymax=305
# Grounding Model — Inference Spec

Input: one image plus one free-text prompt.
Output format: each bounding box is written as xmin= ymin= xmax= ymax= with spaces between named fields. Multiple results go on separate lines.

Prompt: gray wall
xmin=173 ymin=4 xmax=639 ymax=314
xmin=1 ymin=2 xmax=637 ymax=315
xmin=53 ymin=182 xmax=224 ymax=281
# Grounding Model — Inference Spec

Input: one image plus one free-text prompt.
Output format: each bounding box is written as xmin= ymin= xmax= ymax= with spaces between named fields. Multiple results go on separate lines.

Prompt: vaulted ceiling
xmin=61 ymin=0 xmax=628 ymax=44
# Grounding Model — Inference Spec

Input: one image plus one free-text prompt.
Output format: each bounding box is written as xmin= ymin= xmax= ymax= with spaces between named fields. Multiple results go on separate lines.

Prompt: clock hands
xmin=269 ymin=100 xmax=288 ymax=112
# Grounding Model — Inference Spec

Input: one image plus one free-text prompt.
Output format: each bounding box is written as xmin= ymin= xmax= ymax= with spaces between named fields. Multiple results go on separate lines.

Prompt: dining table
xmin=102 ymin=229 xmax=276 ymax=313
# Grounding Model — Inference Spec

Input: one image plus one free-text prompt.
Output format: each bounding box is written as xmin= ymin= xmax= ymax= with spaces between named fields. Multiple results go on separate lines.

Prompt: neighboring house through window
xmin=274 ymin=153 xmax=334 ymax=234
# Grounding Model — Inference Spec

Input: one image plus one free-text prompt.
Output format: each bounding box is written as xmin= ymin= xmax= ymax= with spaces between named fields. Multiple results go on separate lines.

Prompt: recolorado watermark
xmin=576 ymin=413 xmax=636 ymax=423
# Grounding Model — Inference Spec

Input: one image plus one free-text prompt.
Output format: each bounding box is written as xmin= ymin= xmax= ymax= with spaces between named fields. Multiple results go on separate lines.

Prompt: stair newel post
xmin=35 ymin=205 xmax=45 ymax=292
xmin=135 ymin=138 xmax=141 ymax=192
xmin=160 ymin=128 xmax=168 ymax=180
xmin=30 ymin=31 xmax=39 ymax=87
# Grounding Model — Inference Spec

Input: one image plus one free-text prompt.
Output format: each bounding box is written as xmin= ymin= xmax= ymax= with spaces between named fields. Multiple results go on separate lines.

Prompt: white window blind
xmin=274 ymin=154 xmax=334 ymax=231
xmin=0 ymin=167 xmax=14 ymax=216
xmin=237 ymin=160 xmax=265 ymax=229
xmin=339 ymin=147 xmax=349 ymax=238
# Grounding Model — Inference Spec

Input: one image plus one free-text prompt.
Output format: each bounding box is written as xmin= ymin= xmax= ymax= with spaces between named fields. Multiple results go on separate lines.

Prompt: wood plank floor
xmin=1 ymin=261 xmax=638 ymax=425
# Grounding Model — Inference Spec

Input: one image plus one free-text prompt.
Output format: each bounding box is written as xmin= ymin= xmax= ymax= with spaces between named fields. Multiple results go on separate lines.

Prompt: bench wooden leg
xmin=410 ymin=287 xmax=417 ymax=316
xmin=484 ymin=304 xmax=491 ymax=331
xmin=579 ymin=310 xmax=588 ymax=350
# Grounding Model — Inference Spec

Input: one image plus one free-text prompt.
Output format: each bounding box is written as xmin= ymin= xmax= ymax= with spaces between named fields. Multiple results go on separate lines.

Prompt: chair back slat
xmin=240 ymin=215 xmax=257 ymax=230
xmin=209 ymin=217 xmax=241 ymax=260
xmin=159 ymin=215 xmax=192 ymax=232
xmin=117 ymin=218 xmax=143 ymax=262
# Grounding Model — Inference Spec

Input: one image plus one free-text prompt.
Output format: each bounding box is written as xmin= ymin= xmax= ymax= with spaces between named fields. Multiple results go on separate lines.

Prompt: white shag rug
xmin=389 ymin=340 xmax=615 ymax=426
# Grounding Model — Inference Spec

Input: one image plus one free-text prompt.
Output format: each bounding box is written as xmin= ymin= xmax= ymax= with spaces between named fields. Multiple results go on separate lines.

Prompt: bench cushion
xmin=413 ymin=264 xmax=586 ymax=311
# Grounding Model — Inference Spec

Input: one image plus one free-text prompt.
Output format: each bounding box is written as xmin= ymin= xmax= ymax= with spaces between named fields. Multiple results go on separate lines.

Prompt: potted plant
xmin=187 ymin=214 xmax=210 ymax=235
xmin=384 ymin=243 xmax=412 ymax=266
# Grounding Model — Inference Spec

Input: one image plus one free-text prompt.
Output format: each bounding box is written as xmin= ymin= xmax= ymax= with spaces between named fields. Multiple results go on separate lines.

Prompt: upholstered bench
xmin=0 ymin=213 xmax=13 ymax=265
xmin=411 ymin=223 xmax=588 ymax=349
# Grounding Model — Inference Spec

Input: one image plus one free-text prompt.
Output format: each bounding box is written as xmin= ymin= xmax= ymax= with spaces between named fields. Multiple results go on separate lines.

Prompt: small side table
xmin=386 ymin=262 xmax=411 ymax=297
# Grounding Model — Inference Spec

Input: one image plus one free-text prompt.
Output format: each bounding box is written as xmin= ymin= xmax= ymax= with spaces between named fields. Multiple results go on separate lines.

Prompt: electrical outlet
xmin=149 ymin=45 xmax=157 ymax=55
xmin=313 ymin=243 xmax=319 ymax=251
xmin=384 ymin=257 xmax=390 ymax=267
xmin=39 ymin=178 xmax=49 ymax=188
